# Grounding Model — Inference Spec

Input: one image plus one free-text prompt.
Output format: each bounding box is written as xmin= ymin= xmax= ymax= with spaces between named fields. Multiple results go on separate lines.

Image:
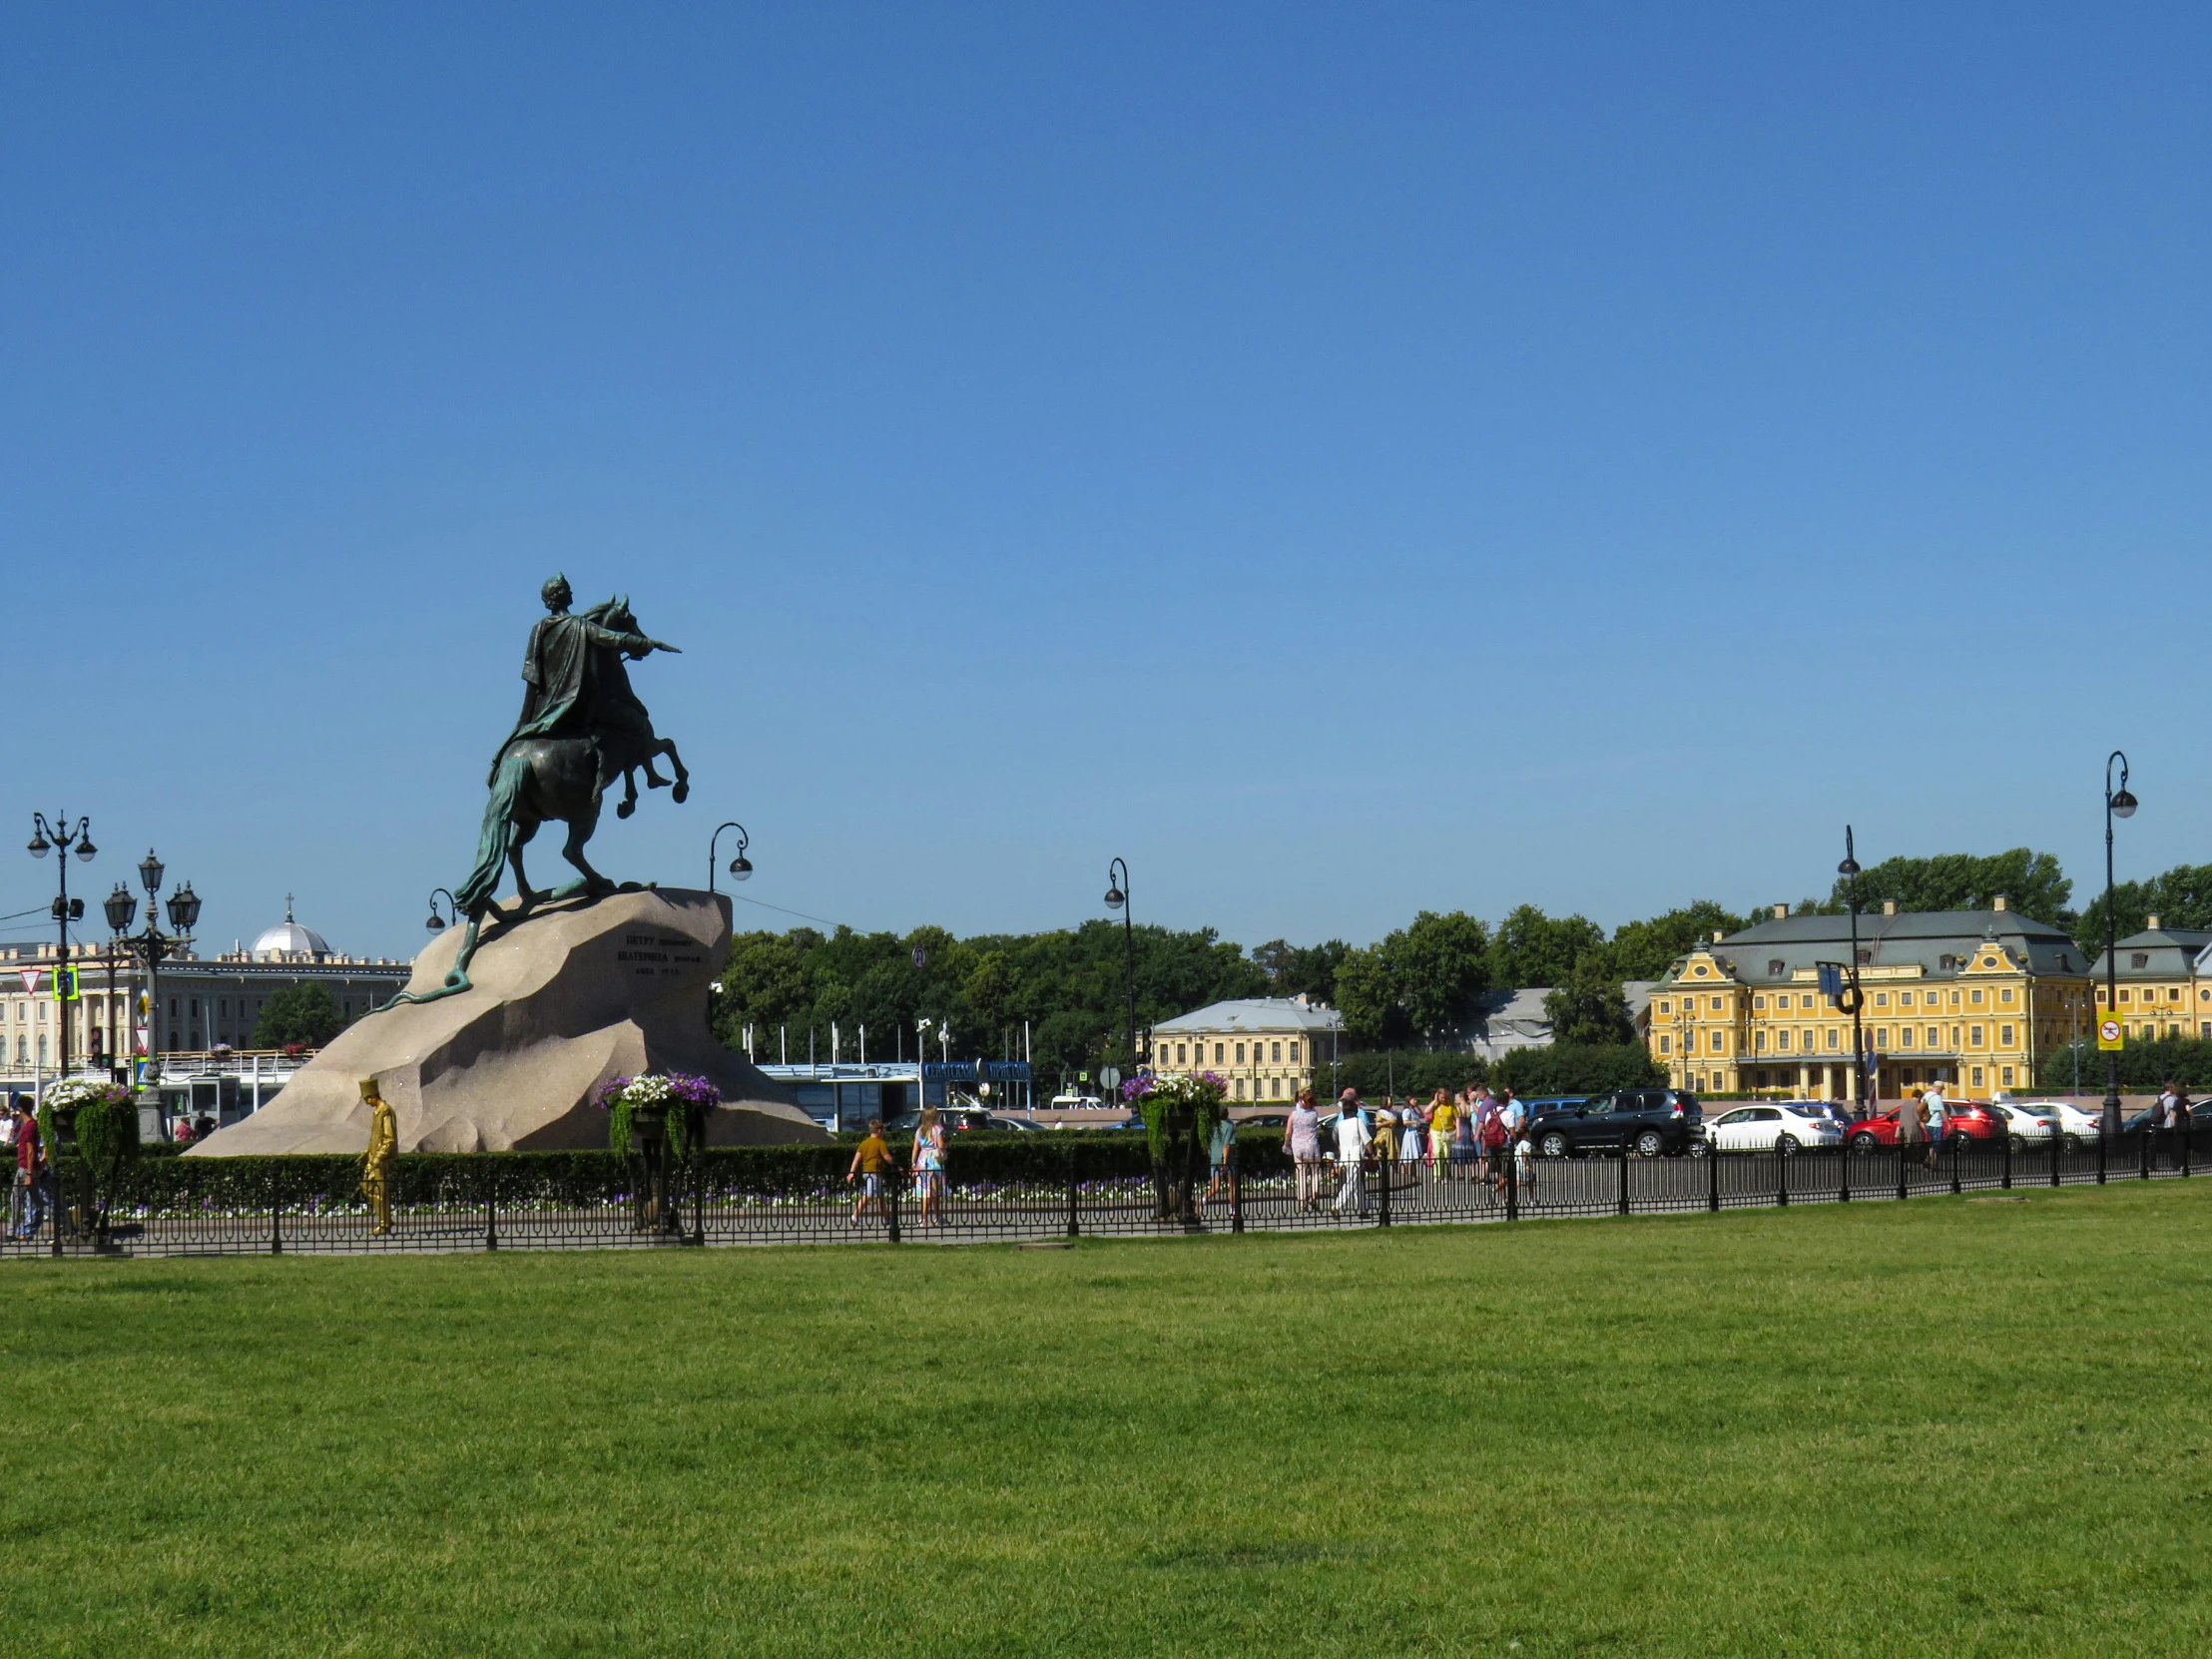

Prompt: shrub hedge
xmin=63 ymin=1130 xmax=1295 ymax=1213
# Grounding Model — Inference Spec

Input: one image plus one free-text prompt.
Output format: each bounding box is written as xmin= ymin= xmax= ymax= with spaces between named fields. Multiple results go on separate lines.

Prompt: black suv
xmin=1527 ymin=1089 xmax=1706 ymax=1159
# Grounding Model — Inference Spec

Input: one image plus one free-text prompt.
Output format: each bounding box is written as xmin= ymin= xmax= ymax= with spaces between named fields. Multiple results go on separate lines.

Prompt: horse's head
xmin=601 ymin=594 xmax=636 ymax=633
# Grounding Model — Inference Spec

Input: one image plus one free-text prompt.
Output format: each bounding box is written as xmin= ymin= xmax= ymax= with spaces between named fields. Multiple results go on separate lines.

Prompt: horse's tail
xmin=455 ymin=746 xmax=530 ymax=914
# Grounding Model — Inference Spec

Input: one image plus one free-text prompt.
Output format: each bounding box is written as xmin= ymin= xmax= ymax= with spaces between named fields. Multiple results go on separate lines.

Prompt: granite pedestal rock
xmin=187 ymin=887 xmax=822 ymax=1155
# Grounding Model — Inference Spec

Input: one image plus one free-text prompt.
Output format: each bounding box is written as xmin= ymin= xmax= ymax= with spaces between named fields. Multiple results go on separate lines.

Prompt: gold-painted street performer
xmin=360 ymin=1079 xmax=397 ymax=1234
xmin=388 ymin=574 xmax=688 ymax=1008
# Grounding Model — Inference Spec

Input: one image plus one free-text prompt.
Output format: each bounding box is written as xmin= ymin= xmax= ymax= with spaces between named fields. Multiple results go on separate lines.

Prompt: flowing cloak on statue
xmin=487 ymin=607 xmax=651 ymax=784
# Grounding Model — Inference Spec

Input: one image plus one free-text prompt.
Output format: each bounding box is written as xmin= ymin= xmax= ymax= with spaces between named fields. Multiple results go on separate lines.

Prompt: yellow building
xmin=1649 ymin=900 xmax=2093 ymax=1101
xmin=2087 ymin=918 xmax=2212 ymax=1043
xmin=1149 ymin=995 xmax=1345 ymax=1103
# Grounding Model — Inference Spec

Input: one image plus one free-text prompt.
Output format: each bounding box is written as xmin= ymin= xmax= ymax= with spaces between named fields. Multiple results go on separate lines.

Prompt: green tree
xmin=2073 ymin=862 xmax=2212 ymax=958
xmin=252 ymin=981 xmax=340 ymax=1049
xmin=1487 ymin=904 xmax=1605 ymax=991
xmin=1543 ymin=955 xmax=1635 ymax=1045
xmin=1830 ymin=849 xmax=2072 ymax=928
xmin=1250 ymin=937 xmax=1348 ymax=1004
xmin=1606 ymin=900 xmax=1749 ymax=980
xmin=1334 ymin=911 xmax=1489 ymax=1049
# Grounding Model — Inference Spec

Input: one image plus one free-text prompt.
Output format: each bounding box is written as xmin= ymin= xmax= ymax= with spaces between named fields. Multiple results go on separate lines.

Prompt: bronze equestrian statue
xmin=391 ymin=574 xmax=686 ymax=1006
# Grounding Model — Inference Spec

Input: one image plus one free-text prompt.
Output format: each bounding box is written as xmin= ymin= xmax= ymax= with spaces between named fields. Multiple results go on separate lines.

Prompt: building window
xmin=1753 ymin=996 xmax=1766 ymax=1010
xmin=1710 ymin=996 xmax=1723 ymax=1011
xmin=1658 ymin=1000 xmax=1671 ymax=1015
xmin=1659 ymin=1035 xmax=1671 ymax=1054
xmin=1901 ymin=992 xmax=1914 ymax=1007
xmin=1175 ymin=1043 xmax=1187 ymax=1064
xmin=1271 ymin=1041 xmax=1282 ymax=1062
xmin=1289 ymin=1042 xmax=1299 ymax=1062
xmin=1971 ymin=1067 xmax=1984 ymax=1087
xmin=1969 ymin=989 xmax=1983 ymax=1005
xmin=1233 ymin=1079 xmax=1244 ymax=1099
xmin=1875 ymin=993 xmax=1888 ymax=1008
xmin=2001 ymin=1067 xmax=2014 ymax=1086
xmin=2119 ymin=989 xmax=2131 ymax=1004
xmin=1234 ymin=1043 xmax=1245 ymax=1064
xmin=2000 ymin=987 xmax=2014 ymax=1003
xmin=1927 ymin=1027 xmax=1939 ymax=1048
xmin=1876 ymin=1028 xmax=1889 ymax=1047
xmin=1900 ymin=1028 xmax=1915 ymax=1048
xmin=1776 ymin=1029 xmax=1791 ymax=1051
xmin=2132 ymin=953 xmax=2150 ymax=969
xmin=1769 ymin=959 xmax=1786 ymax=976
xmin=1826 ymin=1028 xmax=1840 ymax=1050
xmin=1711 ymin=1031 xmax=1725 ymax=1052
xmin=1214 ymin=1044 xmax=1224 ymax=1063
xmin=1969 ymin=1026 xmax=1983 ymax=1047
xmin=1999 ymin=1025 xmax=2013 ymax=1046
xmin=1754 ymin=1030 xmax=1767 ymax=1051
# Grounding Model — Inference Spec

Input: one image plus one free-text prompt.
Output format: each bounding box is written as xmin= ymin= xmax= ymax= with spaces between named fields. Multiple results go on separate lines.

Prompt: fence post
xmin=2185 ymin=1120 xmax=2194 ymax=1180
xmin=1897 ymin=1142 xmax=1908 ymax=1204
xmin=1776 ymin=1147 xmax=1788 ymax=1209
xmin=1618 ymin=1150 xmax=1630 ymax=1218
xmin=2001 ymin=1128 xmax=2012 ymax=1191
xmin=887 ymin=1170 xmax=902 ymax=1245
xmin=271 ymin=1190 xmax=282 ymax=1256
xmin=1229 ymin=1143 xmax=1243 ymax=1235
xmin=2052 ymin=1126 xmax=2062 ymax=1188
xmin=1505 ymin=1142 xmax=1519 ymax=1222
xmin=1707 ymin=1144 xmax=1720 ymax=1213
xmin=1376 ymin=1151 xmax=1390 ymax=1228
xmin=1065 ymin=1146 xmax=1079 ymax=1240
xmin=2097 ymin=1127 xmax=2107 ymax=1184
xmin=1839 ymin=1139 xmax=1851 ymax=1204
xmin=2141 ymin=1125 xmax=2153 ymax=1181
xmin=1950 ymin=1135 xmax=1961 ymax=1197
xmin=485 ymin=1188 xmax=498 ymax=1252
xmin=693 ymin=1149 xmax=707 ymax=1247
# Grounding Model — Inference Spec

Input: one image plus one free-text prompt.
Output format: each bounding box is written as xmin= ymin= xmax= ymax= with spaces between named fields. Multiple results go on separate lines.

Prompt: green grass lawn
xmin=5 ymin=1185 xmax=2210 ymax=1656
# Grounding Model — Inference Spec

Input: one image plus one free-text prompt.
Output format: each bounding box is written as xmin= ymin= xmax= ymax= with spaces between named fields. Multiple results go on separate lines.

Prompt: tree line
xmin=705 ymin=846 xmax=2212 ymax=1085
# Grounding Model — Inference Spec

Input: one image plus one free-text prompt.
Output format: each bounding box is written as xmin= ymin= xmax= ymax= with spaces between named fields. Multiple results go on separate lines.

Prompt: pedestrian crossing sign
xmin=2098 ymin=1017 xmax=2124 ymax=1051
xmin=53 ymin=963 xmax=79 ymax=1002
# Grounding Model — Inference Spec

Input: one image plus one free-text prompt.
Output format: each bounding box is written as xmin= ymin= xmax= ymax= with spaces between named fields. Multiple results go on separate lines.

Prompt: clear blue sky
xmin=3 ymin=4 xmax=2206 ymax=962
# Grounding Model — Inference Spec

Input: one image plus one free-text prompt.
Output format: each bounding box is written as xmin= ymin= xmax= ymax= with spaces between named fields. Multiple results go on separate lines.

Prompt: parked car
xmin=884 ymin=1109 xmax=1042 ymax=1134
xmin=2038 ymin=1101 xmax=2106 ymax=1147
xmin=1991 ymin=1102 xmax=2062 ymax=1148
xmin=1707 ymin=1101 xmax=1843 ymax=1155
xmin=1527 ymin=1089 xmax=1706 ymax=1159
xmin=1843 ymin=1099 xmax=2004 ymax=1149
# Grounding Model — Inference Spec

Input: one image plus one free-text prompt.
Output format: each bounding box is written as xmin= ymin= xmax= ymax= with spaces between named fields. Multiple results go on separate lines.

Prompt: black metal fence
xmin=2 ymin=1127 xmax=2200 ymax=1259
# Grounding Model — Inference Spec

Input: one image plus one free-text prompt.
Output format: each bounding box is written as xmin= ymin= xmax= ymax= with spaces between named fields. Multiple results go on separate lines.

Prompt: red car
xmin=1844 ymin=1099 xmax=2005 ymax=1149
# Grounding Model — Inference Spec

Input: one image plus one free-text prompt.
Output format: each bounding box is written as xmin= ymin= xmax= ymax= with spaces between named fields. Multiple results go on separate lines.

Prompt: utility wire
xmin=726 ymin=892 xmax=848 ymax=931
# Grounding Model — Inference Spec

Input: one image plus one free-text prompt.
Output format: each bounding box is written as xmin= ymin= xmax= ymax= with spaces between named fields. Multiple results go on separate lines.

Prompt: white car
xmin=1992 ymin=1103 xmax=2061 ymax=1146
xmin=2013 ymin=1099 xmax=2099 ymax=1148
xmin=1707 ymin=1102 xmax=1845 ymax=1154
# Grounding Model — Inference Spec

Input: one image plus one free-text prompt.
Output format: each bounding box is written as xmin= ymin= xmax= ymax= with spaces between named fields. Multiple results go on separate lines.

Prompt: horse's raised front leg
xmin=615 ymin=764 xmax=640 ymax=820
xmin=663 ymin=739 xmax=690 ymax=804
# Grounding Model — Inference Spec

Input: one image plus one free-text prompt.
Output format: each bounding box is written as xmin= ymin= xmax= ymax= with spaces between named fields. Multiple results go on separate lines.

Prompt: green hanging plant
xmin=596 ymin=1073 xmax=720 ymax=1158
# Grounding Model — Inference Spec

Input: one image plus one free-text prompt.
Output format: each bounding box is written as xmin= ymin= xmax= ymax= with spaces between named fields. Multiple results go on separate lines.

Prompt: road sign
xmin=2098 ymin=1017 xmax=2125 ymax=1052
xmin=53 ymin=964 xmax=79 ymax=1002
xmin=1099 ymin=1066 xmax=1122 ymax=1093
xmin=912 ymin=947 xmax=927 ymax=968
xmin=17 ymin=967 xmax=40 ymax=995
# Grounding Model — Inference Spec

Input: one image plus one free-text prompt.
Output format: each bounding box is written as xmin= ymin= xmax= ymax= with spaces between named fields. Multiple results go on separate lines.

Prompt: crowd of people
xmin=1272 ymin=1085 xmax=1529 ymax=1215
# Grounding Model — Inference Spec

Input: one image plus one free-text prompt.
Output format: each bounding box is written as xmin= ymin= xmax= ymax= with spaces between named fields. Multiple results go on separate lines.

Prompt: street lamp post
xmin=1103 ymin=858 xmax=1138 ymax=1079
xmin=27 ymin=813 xmax=96 ymax=1082
xmin=110 ymin=848 xmax=201 ymax=1097
xmin=1837 ymin=828 xmax=1869 ymax=1115
xmin=423 ymin=888 xmax=459 ymax=932
xmin=2102 ymin=751 xmax=2137 ymax=1135
xmin=709 ymin=823 xmax=753 ymax=894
